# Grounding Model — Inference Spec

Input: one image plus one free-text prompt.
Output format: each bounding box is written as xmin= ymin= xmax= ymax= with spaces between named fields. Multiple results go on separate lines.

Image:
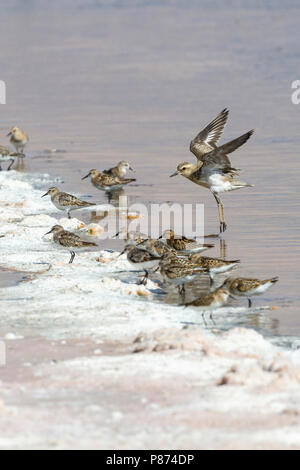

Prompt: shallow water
xmin=0 ymin=0 xmax=300 ymax=339
xmin=0 ymin=268 xmax=28 ymax=289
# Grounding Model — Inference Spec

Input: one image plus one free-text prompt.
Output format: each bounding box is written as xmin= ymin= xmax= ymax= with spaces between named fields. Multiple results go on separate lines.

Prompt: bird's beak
xmin=82 ymin=172 xmax=90 ymax=180
xmin=41 ymin=191 xmax=49 ymax=198
xmin=129 ymin=167 xmax=135 ymax=172
xmin=118 ymin=249 xmax=126 ymax=258
xmin=112 ymin=232 xmax=119 ymax=238
xmin=7 ymin=132 xmax=12 ymax=137
xmin=170 ymin=171 xmax=179 ymax=177
xmin=158 ymin=235 xmax=162 ymax=239
xmin=44 ymin=229 xmax=53 ymax=236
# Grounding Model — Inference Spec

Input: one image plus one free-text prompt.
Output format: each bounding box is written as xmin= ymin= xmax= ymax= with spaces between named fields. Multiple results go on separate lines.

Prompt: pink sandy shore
xmin=1 ymin=326 xmax=300 ymax=450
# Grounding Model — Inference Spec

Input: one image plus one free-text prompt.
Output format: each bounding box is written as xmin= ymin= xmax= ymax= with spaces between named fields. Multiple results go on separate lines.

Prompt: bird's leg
xmin=16 ymin=156 xmax=25 ymax=171
xmin=248 ymin=298 xmax=252 ymax=308
xmin=139 ymin=270 xmax=149 ymax=285
xmin=8 ymin=159 xmax=14 ymax=171
xmin=220 ymin=239 xmax=227 ymax=259
xmin=213 ymin=193 xmax=227 ymax=233
xmin=181 ymin=284 xmax=186 ymax=300
xmin=152 ymin=266 xmax=160 ymax=274
xmin=209 ymin=313 xmax=216 ymax=327
xmin=213 ymin=193 xmax=223 ymax=233
xmin=69 ymin=251 xmax=75 ymax=264
xmin=178 ymin=284 xmax=186 ymax=300
xmin=220 ymin=199 xmax=227 ymax=232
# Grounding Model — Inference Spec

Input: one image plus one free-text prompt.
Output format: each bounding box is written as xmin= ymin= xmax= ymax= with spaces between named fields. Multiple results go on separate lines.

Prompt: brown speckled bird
xmin=104 ymin=161 xmax=134 ymax=178
xmin=225 ymin=276 xmax=279 ymax=307
xmin=82 ymin=169 xmax=136 ymax=191
xmin=159 ymin=229 xmax=214 ymax=254
xmin=189 ymin=253 xmax=240 ymax=284
xmin=136 ymin=238 xmax=177 ymax=258
xmin=159 ymin=254 xmax=207 ymax=296
xmin=44 ymin=225 xmax=97 ymax=264
xmin=183 ymin=285 xmax=230 ymax=308
xmin=119 ymin=244 xmax=161 ymax=285
xmin=42 ymin=187 xmax=95 ymax=219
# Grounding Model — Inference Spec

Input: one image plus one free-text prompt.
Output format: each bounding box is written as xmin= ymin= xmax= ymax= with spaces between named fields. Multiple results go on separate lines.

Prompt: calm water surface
xmin=0 ymin=0 xmax=300 ymax=340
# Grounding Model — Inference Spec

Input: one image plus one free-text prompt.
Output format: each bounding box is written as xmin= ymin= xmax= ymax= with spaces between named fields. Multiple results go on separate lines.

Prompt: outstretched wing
xmin=215 ymin=129 xmax=254 ymax=156
xmin=190 ymin=109 xmax=229 ymax=160
xmin=199 ymin=130 xmax=254 ymax=173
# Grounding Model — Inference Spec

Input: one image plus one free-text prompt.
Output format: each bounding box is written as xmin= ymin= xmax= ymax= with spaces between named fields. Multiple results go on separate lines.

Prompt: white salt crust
xmin=0 ymin=170 xmax=300 ymax=450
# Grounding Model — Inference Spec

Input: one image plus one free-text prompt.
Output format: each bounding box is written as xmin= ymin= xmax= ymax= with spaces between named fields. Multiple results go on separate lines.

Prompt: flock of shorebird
xmin=0 ymin=110 xmax=278 ymax=310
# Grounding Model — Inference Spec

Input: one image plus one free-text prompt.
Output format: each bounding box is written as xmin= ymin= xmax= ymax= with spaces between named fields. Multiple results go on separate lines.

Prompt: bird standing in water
xmin=7 ymin=126 xmax=29 ymax=154
xmin=170 ymin=109 xmax=254 ymax=233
